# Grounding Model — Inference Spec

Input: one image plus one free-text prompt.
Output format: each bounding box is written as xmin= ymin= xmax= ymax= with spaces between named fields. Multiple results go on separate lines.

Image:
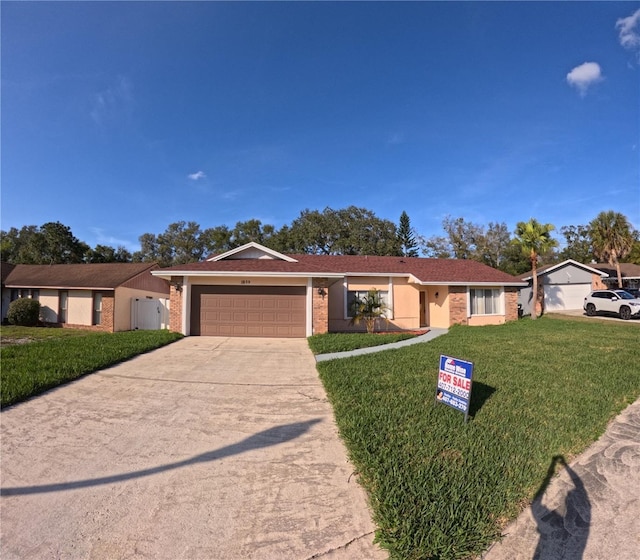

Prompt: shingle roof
xmin=159 ymin=253 xmax=524 ymax=285
xmin=4 ymin=263 xmax=159 ymax=289
xmin=591 ymin=263 xmax=640 ymax=279
xmin=1 ymin=263 xmax=16 ymax=284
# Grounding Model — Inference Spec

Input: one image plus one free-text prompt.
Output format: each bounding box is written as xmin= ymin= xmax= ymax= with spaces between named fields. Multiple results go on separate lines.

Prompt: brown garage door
xmin=190 ymin=286 xmax=306 ymax=337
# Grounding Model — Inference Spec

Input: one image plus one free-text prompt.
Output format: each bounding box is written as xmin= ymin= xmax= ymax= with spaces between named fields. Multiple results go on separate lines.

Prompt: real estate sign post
xmin=435 ymin=355 xmax=474 ymax=423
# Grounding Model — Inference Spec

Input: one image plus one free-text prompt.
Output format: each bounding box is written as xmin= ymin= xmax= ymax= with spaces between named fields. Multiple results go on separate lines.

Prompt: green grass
xmin=308 ymin=332 xmax=418 ymax=354
xmin=1 ymin=328 xmax=183 ymax=407
xmin=316 ymin=316 xmax=640 ymax=560
xmin=1 ymin=325 xmax=93 ymax=346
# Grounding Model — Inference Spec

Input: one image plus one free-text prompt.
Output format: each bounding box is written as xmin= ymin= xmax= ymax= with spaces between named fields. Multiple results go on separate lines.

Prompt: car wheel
xmin=586 ymin=303 xmax=596 ymax=316
xmin=620 ymin=306 xmax=631 ymax=320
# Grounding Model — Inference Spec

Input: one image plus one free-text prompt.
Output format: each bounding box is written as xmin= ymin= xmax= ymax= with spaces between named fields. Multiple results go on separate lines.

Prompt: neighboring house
xmin=152 ymin=242 xmax=526 ymax=338
xmin=589 ymin=263 xmax=640 ymax=291
xmin=516 ymin=259 xmax=607 ymax=316
xmin=2 ymin=263 xmax=170 ymax=332
xmin=1 ymin=262 xmax=17 ymax=322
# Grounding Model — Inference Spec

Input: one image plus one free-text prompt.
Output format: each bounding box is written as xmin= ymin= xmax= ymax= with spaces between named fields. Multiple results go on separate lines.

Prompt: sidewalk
xmin=483 ymin=397 xmax=640 ymax=560
xmin=315 ymin=328 xmax=449 ymax=362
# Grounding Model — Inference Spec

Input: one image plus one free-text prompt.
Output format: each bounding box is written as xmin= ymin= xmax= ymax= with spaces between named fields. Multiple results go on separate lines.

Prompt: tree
xmin=85 ymin=244 xmax=132 ymax=263
xmin=283 ymin=206 xmax=400 ymax=256
xmin=349 ymin=288 xmax=390 ymax=333
xmin=589 ymin=211 xmax=634 ymax=288
xmin=559 ymin=225 xmax=592 ymax=263
xmin=0 ymin=222 xmax=88 ymax=264
xmin=397 ymin=211 xmax=419 ymax=257
xmin=418 ymin=217 xmax=512 ymax=269
xmin=514 ymin=219 xmax=558 ymax=319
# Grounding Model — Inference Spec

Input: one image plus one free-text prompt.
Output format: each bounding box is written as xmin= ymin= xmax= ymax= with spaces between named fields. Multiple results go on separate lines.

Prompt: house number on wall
xmin=241 ymin=280 xmax=251 ymax=284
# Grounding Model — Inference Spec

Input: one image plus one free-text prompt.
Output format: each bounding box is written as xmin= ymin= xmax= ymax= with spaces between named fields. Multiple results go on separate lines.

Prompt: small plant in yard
xmin=349 ymin=288 xmax=390 ymax=334
xmin=6 ymin=298 xmax=41 ymax=327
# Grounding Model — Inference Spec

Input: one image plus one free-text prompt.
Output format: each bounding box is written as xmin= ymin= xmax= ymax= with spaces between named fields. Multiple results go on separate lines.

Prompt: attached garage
xmin=544 ymin=283 xmax=591 ymax=311
xmin=517 ymin=260 xmax=607 ymax=316
xmin=190 ymin=285 xmax=306 ymax=337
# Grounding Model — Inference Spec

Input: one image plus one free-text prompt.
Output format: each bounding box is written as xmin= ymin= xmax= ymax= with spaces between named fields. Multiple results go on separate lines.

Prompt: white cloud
xmin=90 ymin=76 xmax=134 ymax=125
xmin=616 ymin=9 xmax=640 ymax=51
xmin=566 ymin=62 xmax=603 ymax=96
xmin=188 ymin=171 xmax=206 ymax=181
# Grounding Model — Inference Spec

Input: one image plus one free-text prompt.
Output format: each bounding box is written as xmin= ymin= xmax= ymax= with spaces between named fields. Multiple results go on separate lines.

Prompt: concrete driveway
xmin=1 ymin=337 xmax=387 ymax=560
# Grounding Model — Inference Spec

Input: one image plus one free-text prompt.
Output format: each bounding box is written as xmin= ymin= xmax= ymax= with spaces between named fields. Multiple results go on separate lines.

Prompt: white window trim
xmin=467 ymin=287 xmax=505 ymax=317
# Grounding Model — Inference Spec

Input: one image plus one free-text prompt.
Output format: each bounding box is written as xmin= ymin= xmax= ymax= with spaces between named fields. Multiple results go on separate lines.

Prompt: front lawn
xmin=1 ymin=328 xmax=183 ymax=407
xmin=308 ymin=331 xmax=418 ymax=354
xmin=317 ymin=317 xmax=640 ymax=560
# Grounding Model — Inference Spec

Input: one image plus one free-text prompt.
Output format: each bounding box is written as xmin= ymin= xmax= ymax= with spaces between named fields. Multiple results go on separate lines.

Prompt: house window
xmin=17 ymin=289 xmax=39 ymax=300
xmin=59 ymin=291 xmax=68 ymax=323
xmin=470 ymin=288 xmax=503 ymax=315
xmin=93 ymin=293 xmax=102 ymax=325
xmin=347 ymin=290 xmax=390 ymax=318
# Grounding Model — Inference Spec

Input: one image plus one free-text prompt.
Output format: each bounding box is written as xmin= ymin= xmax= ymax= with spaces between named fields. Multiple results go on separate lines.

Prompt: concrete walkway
xmin=1 ymin=337 xmax=387 ymax=560
xmin=483 ymin=398 xmax=640 ymax=560
xmin=315 ymin=328 xmax=449 ymax=362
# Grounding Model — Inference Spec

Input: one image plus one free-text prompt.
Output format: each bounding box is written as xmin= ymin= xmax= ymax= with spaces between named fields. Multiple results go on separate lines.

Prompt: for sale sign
xmin=435 ymin=355 xmax=474 ymax=422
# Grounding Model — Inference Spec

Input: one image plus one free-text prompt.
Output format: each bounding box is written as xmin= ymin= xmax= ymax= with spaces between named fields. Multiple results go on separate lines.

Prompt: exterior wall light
xmin=317 ymin=287 xmax=326 ymax=299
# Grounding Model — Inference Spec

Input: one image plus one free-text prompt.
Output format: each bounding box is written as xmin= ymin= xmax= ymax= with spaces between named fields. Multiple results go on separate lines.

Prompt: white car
xmin=583 ymin=290 xmax=640 ymax=320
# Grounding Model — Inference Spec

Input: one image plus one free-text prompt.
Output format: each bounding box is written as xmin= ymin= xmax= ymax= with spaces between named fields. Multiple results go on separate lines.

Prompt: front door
xmin=419 ymin=291 xmax=428 ymax=327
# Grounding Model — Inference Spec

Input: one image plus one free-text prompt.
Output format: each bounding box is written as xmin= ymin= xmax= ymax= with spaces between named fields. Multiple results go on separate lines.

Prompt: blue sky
xmin=2 ymin=2 xmax=639 ymax=253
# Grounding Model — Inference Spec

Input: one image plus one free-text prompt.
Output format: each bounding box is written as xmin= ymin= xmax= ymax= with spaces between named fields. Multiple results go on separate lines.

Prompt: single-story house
xmin=516 ymin=259 xmax=608 ymax=316
xmin=2 ymin=262 xmax=170 ymax=332
xmin=152 ymin=242 xmax=527 ymax=338
xmin=590 ymin=263 xmax=640 ymax=291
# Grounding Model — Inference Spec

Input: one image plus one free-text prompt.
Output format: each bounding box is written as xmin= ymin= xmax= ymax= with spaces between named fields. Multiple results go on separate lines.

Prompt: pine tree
xmin=398 ymin=211 xmax=419 ymax=257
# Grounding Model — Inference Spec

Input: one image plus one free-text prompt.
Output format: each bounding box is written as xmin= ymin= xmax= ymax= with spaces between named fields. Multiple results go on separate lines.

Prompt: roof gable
xmin=516 ymin=259 xmax=607 ymax=281
xmin=208 ymin=242 xmax=297 ymax=263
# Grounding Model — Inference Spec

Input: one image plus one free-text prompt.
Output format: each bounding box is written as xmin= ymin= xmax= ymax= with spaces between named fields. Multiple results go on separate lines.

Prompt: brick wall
xmin=504 ymin=287 xmax=519 ymax=322
xmin=312 ymin=278 xmax=329 ymax=334
xmin=448 ymin=286 xmax=468 ymax=326
xmin=592 ymin=273 xmax=607 ymax=290
xmin=169 ymin=284 xmax=183 ymax=333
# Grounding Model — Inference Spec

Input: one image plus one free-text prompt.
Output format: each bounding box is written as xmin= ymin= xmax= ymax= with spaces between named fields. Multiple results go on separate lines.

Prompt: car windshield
xmin=614 ymin=290 xmax=635 ymax=299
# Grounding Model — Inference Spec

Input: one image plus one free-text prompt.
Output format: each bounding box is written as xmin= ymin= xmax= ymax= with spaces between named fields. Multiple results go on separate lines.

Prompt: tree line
xmin=1 ymin=207 xmax=638 ymax=277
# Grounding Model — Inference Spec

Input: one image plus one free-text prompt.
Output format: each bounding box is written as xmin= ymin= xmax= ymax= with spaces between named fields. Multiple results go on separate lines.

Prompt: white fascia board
xmin=5 ymin=284 xmax=115 ymax=290
xmin=412 ymin=280 xmax=528 ymax=287
xmin=526 ymin=259 xmax=609 ymax=279
xmin=207 ymin=242 xmax=298 ymax=262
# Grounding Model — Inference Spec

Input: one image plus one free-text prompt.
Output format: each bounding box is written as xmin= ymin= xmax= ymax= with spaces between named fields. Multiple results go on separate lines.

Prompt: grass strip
xmin=1 ymin=329 xmax=183 ymax=407
xmin=308 ymin=332 xmax=417 ymax=354
xmin=317 ymin=317 xmax=640 ymax=560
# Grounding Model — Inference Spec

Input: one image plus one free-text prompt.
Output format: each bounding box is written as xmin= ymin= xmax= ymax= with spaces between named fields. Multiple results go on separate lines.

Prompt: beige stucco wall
xmin=114 ymin=286 xmax=171 ymax=332
xmin=467 ymin=314 xmax=506 ymax=326
xmin=67 ymin=290 xmax=93 ymax=326
xmin=427 ymin=286 xmax=450 ymax=328
xmin=328 ymin=276 xmax=422 ymax=332
xmin=39 ymin=289 xmax=60 ymax=323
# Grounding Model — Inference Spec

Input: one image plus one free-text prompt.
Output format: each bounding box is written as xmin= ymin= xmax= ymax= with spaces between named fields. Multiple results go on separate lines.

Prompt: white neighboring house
xmin=516 ymin=259 xmax=608 ymax=316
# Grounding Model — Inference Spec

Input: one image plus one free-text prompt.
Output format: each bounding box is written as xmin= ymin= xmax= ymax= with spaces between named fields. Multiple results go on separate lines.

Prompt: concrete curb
xmin=315 ymin=328 xmax=449 ymax=362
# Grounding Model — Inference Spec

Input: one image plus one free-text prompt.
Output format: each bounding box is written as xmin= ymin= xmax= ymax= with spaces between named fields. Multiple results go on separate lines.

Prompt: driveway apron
xmin=1 ymin=337 xmax=387 ymax=560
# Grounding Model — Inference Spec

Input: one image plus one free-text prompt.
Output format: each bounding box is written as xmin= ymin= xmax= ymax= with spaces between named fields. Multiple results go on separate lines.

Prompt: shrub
xmin=7 ymin=298 xmax=41 ymax=327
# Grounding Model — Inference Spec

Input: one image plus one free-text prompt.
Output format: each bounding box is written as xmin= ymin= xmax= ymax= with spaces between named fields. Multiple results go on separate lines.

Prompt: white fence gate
xmin=131 ymin=297 xmax=169 ymax=330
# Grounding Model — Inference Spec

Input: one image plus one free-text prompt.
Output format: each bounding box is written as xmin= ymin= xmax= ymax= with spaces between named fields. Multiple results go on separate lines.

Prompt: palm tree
xmin=515 ymin=219 xmax=558 ymax=319
xmin=349 ymin=288 xmax=390 ymax=333
xmin=589 ymin=211 xmax=634 ymax=288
